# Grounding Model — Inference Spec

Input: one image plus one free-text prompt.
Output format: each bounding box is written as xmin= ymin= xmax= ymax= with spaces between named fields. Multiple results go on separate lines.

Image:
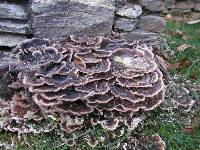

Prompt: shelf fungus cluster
xmin=0 ymin=35 xmax=165 ymax=133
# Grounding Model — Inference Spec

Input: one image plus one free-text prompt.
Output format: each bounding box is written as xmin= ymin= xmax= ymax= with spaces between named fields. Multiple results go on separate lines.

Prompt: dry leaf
xmin=184 ymin=117 xmax=198 ymax=133
xmin=182 ymin=34 xmax=192 ymax=40
xmin=190 ymin=74 xmax=197 ymax=80
xmin=174 ymin=59 xmax=192 ymax=71
xmin=177 ymin=44 xmax=192 ymax=52
xmin=170 ymin=29 xmax=193 ymax=41
xmin=184 ymin=127 xmax=193 ymax=133
xmin=170 ymin=29 xmax=184 ymax=37
xmin=156 ymin=55 xmax=172 ymax=71
xmin=187 ymin=20 xmax=200 ymax=25
xmin=165 ymin=14 xmax=173 ymax=21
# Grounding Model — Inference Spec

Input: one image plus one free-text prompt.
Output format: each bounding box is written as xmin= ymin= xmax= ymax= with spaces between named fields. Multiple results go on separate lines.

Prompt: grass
xmin=142 ymin=107 xmax=200 ymax=150
xmin=164 ymin=21 xmax=200 ymax=82
xmin=158 ymin=123 xmax=200 ymax=150
xmin=140 ymin=21 xmax=200 ymax=149
xmin=0 ymin=21 xmax=200 ymax=149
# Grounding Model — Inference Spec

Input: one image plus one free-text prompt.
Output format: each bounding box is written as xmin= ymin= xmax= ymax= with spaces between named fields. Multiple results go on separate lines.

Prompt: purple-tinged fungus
xmin=1 ymin=35 xmax=165 ymax=134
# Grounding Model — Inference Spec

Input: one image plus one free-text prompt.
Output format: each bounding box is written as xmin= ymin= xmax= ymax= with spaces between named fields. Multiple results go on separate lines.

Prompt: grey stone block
xmin=0 ymin=21 xmax=31 ymax=34
xmin=0 ymin=3 xmax=28 ymax=20
xmin=31 ymin=0 xmax=115 ymax=40
xmin=139 ymin=15 xmax=166 ymax=33
xmin=0 ymin=34 xmax=28 ymax=47
xmin=114 ymin=18 xmax=138 ymax=32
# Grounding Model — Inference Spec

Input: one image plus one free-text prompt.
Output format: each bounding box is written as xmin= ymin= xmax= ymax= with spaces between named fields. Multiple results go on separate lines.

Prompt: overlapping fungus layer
xmin=7 ymin=35 xmax=164 ymax=132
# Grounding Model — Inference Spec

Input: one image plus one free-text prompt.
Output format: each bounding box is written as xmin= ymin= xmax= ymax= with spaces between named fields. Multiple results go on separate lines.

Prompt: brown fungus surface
xmin=1 ymin=36 xmax=164 ymax=134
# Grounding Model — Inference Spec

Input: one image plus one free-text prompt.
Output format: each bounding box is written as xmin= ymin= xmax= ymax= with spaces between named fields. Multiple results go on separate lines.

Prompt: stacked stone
xmin=0 ymin=0 xmax=199 ymax=47
xmin=0 ymin=1 xmax=31 ymax=47
xmin=113 ymin=0 xmax=166 ymax=49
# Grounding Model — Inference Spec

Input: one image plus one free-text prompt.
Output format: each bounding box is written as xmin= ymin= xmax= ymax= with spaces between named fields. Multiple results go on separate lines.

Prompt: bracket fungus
xmin=0 ymin=35 xmax=165 ymax=134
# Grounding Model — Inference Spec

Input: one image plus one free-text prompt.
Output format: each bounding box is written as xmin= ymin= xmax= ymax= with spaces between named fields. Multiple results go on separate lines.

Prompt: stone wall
xmin=0 ymin=1 xmax=31 ymax=47
xmin=0 ymin=0 xmax=199 ymax=48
